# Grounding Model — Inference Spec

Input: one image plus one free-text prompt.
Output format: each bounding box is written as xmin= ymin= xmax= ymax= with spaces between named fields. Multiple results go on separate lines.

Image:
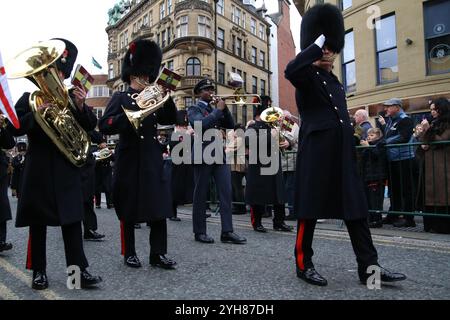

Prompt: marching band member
xmin=245 ymin=96 xmax=293 ymax=233
xmin=8 ymin=38 xmax=102 ymax=290
xmin=94 ymin=138 xmax=114 ymax=210
xmin=187 ymin=78 xmax=246 ymax=245
xmin=285 ymin=4 xmax=406 ymax=286
xmin=0 ymin=113 xmax=15 ymax=253
xmin=11 ymin=141 xmax=27 ymax=199
xmin=99 ymin=40 xmax=177 ymax=270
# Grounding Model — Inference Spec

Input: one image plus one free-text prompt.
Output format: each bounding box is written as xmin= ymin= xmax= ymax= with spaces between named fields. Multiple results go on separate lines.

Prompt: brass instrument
xmin=123 ymin=76 xmax=170 ymax=132
xmin=212 ymin=88 xmax=261 ymax=107
xmin=94 ymin=148 xmax=113 ymax=161
xmin=260 ymin=106 xmax=290 ymax=153
xmin=6 ymin=40 xmax=90 ymax=167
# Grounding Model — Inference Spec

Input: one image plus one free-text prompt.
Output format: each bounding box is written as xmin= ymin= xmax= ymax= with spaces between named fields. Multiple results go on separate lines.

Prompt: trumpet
xmin=211 ymin=93 xmax=261 ymax=107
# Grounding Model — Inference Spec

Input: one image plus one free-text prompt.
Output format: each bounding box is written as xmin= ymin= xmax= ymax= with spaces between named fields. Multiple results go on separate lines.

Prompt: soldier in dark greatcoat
xmin=10 ymin=141 xmax=27 ymax=198
xmin=0 ymin=115 xmax=15 ymax=252
xmin=284 ymin=4 xmax=407 ymax=286
xmin=99 ymin=40 xmax=177 ymax=270
xmin=169 ymin=110 xmax=194 ymax=221
xmin=81 ymin=130 xmax=106 ymax=241
xmin=94 ymin=137 xmax=114 ymax=210
xmin=245 ymin=96 xmax=293 ymax=233
xmin=8 ymin=38 xmax=102 ymax=290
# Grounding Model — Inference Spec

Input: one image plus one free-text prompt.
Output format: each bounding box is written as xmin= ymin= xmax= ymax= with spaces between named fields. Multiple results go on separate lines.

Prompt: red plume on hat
xmin=129 ymin=42 xmax=137 ymax=65
xmin=121 ymin=40 xmax=162 ymax=84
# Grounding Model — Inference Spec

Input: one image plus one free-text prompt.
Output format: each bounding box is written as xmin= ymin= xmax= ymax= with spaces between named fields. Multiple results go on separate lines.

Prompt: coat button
xmin=334 ymin=107 xmax=338 ymax=111
xmin=132 ymin=102 xmax=136 ymax=105
xmin=340 ymin=120 xmax=344 ymax=124
xmin=329 ymin=94 xmax=333 ymax=98
xmin=316 ymin=72 xmax=320 ymax=75
xmin=140 ymin=136 xmax=145 ymax=139
xmin=323 ymin=81 xmax=327 ymax=85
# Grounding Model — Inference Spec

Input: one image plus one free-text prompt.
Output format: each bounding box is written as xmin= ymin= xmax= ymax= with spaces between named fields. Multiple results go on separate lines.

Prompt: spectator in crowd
xmin=378 ymin=98 xmax=416 ymax=228
xmin=360 ymin=128 xmax=387 ymax=228
xmin=225 ymin=124 xmax=247 ymax=215
xmin=354 ymin=109 xmax=373 ymax=141
xmin=417 ymin=98 xmax=450 ymax=234
xmin=11 ymin=142 xmax=27 ymax=199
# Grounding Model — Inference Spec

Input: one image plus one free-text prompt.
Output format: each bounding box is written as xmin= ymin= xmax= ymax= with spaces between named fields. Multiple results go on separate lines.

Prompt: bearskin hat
xmin=51 ymin=38 xmax=78 ymax=79
xmin=122 ymin=40 xmax=162 ymax=84
xmin=300 ymin=4 xmax=345 ymax=53
xmin=254 ymin=95 xmax=272 ymax=117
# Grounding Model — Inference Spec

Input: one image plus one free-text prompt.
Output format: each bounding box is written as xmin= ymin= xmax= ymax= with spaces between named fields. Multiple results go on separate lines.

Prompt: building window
xmin=161 ymin=30 xmax=166 ymax=48
xmin=217 ymin=28 xmax=225 ymax=48
xmin=236 ymin=38 xmax=242 ymax=57
xmin=177 ymin=15 xmax=188 ymax=37
xmin=375 ymin=14 xmax=398 ymax=84
xmin=424 ymin=0 xmax=450 ymax=75
xmin=232 ymin=35 xmax=236 ymax=54
xmin=232 ymin=105 xmax=238 ymax=122
xmin=342 ymin=30 xmax=356 ymax=92
xmin=167 ymin=0 xmax=173 ymax=14
xmin=340 ymin=0 xmax=352 ymax=11
xmin=243 ymin=72 xmax=247 ymax=92
xmin=133 ymin=23 xmax=138 ymax=33
xmin=160 ymin=2 xmax=165 ymax=19
xmin=251 ymin=47 xmax=257 ymax=64
xmin=259 ymin=24 xmax=265 ymax=40
xmin=186 ymin=57 xmax=201 ymax=76
xmin=167 ymin=60 xmax=174 ymax=71
xmin=167 ymin=27 xmax=171 ymax=44
xmin=260 ymin=79 xmax=266 ymax=96
xmin=242 ymin=105 xmax=247 ymax=123
xmin=259 ymin=51 xmax=265 ymax=68
xmin=232 ymin=7 xmax=241 ymax=26
xmin=250 ymin=18 xmax=256 ymax=35
xmin=185 ymin=97 xmax=194 ymax=108
xmin=252 ymin=76 xmax=257 ymax=94
xmin=218 ymin=62 xmax=225 ymax=84
xmin=143 ymin=13 xmax=149 ymax=27
xmin=216 ymin=0 xmax=224 ymax=15
xmin=109 ymin=63 xmax=114 ymax=79
xmin=198 ymin=16 xmax=211 ymax=38
xmin=242 ymin=13 xmax=246 ymax=29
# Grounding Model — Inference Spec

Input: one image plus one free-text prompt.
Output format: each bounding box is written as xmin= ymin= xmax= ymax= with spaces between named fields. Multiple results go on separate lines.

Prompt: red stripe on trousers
xmin=296 ymin=220 xmax=305 ymax=271
xmin=120 ymin=221 xmax=125 ymax=256
xmin=26 ymin=231 xmax=32 ymax=270
xmin=250 ymin=207 xmax=256 ymax=228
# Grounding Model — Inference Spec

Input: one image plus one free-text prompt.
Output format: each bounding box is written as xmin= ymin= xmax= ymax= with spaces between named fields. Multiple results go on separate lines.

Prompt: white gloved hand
xmin=314 ymin=34 xmax=326 ymax=48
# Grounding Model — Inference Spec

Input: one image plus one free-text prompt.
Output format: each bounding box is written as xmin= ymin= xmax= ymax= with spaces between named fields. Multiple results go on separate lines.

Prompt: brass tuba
xmin=123 ymin=76 xmax=170 ymax=132
xmin=6 ymin=40 xmax=90 ymax=167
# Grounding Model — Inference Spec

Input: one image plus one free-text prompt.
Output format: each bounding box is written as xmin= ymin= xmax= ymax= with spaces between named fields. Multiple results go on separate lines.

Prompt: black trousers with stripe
xmin=27 ymin=223 xmax=89 ymax=271
xmin=250 ymin=204 xmax=286 ymax=228
xmin=122 ymin=220 xmax=167 ymax=258
xmin=295 ymin=219 xmax=378 ymax=271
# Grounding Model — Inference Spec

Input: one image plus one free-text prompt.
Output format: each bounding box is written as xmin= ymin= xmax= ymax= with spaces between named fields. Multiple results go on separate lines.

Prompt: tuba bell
xmin=6 ymin=40 xmax=90 ymax=167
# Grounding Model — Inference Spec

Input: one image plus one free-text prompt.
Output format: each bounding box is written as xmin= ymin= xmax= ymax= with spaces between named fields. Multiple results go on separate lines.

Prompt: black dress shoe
xmin=0 ymin=242 xmax=13 ymax=252
xmin=393 ymin=219 xmax=416 ymax=228
xmin=84 ymin=230 xmax=105 ymax=241
xmin=170 ymin=217 xmax=181 ymax=222
xmin=254 ymin=225 xmax=268 ymax=233
xmin=368 ymin=221 xmax=383 ymax=228
xmin=80 ymin=270 xmax=102 ymax=288
xmin=32 ymin=270 xmax=49 ymax=290
xmin=125 ymin=255 xmax=142 ymax=268
xmin=359 ymin=266 xmax=407 ymax=284
xmin=296 ymin=267 xmax=328 ymax=286
xmin=205 ymin=213 xmax=212 ymax=218
xmin=220 ymin=232 xmax=247 ymax=244
xmin=195 ymin=234 xmax=215 ymax=244
xmin=150 ymin=254 xmax=177 ymax=270
xmin=95 ymin=205 xmax=101 ymax=209
xmin=274 ymin=223 xmax=293 ymax=232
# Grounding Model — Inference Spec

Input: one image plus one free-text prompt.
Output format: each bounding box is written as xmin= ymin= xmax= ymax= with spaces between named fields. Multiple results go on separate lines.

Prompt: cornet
xmin=211 ymin=89 xmax=261 ymax=107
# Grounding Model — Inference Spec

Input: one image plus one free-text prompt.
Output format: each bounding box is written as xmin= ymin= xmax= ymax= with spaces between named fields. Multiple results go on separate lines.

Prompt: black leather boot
xmin=150 ymin=254 xmax=177 ymax=270
xmin=296 ymin=267 xmax=328 ymax=286
xmin=32 ymin=270 xmax=49 ymax=290
xmin=80 ymin=269 xmax=102 ymax=288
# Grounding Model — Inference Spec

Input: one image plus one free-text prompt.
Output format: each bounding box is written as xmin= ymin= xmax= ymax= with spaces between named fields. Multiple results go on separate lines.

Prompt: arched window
xmin=186 ymin=57 xmax=201 ymax=76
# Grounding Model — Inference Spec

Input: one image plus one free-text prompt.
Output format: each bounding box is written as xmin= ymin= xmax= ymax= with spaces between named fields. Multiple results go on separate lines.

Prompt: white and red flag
xmin=0 ymin=50 xmax=20 ymax=129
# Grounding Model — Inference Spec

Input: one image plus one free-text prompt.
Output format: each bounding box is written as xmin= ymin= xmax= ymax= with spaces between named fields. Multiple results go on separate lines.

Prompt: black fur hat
xmin=175 ymin=110 xmax=188 ymax=126
xmin=254 ymin=95 xmax=272 ymax=117
xmin=52 ymin=38 xmax=78 ymax=79
xmin=122 ymin=40 xmax=162 ymax=84
xmin=300 ymin=4 xmax=345 ymax=53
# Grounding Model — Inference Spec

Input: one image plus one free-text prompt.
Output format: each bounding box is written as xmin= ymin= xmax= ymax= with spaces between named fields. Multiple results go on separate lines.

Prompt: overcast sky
xmin=1 ymin=0 xmax=300 ymax=103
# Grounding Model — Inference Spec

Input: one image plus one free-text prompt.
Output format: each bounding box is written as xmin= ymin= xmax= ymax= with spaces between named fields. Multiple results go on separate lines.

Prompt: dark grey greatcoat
xmin=285 ymin=43 xmax=368 ymax=220
xmin=0 ymin=127 xmax=15 ymax=223
xmin=98 ymin=88 xmax=177 ymax=223
xmin=9 ymin=93 xmax=97 ymax=227
xmin=245 ymin=120 xmax=285 ymax=205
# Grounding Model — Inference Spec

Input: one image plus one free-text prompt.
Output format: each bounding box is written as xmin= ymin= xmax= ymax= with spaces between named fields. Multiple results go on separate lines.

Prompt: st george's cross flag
xmin=0 ymin=50 xmax=20 ymax=129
